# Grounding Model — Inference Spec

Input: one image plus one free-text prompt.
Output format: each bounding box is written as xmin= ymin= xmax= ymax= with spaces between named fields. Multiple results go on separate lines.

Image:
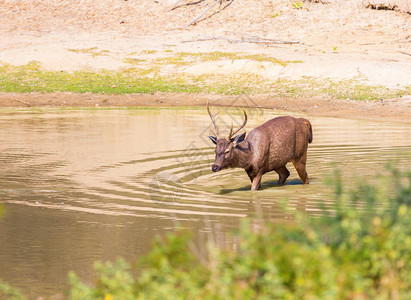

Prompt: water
xmin=0 ymin=107 xmax=410 ymax=297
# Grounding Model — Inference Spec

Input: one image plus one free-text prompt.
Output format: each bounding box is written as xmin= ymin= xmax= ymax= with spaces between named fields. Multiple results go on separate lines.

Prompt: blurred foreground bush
xmin=67 ymin=168 xmax=411 ymax=300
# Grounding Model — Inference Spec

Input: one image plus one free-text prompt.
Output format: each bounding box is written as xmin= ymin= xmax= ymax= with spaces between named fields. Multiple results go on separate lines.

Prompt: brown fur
xmin=210 ymin=116 xmax=313 ymax=190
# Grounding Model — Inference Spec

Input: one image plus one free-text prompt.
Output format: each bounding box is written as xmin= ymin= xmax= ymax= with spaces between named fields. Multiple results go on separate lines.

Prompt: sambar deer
xmin=207 ymin=103 xmax=313 ymax=190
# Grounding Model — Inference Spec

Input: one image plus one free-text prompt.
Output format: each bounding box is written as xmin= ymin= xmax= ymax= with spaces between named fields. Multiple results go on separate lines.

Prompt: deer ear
xmin=208 ymin=136 xmax=217 ymax=145
xmin=232 ymin=132 xmax=246 ymax=145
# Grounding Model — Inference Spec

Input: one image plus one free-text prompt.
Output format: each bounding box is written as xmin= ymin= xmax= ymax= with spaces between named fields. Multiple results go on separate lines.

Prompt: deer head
xmin=207 ymin=103 xmax=248 ymax=172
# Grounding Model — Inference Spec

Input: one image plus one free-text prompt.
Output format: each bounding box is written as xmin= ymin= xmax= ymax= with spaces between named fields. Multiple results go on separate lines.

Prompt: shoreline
xmin=1 ymin=92 xmax=410 ymax=124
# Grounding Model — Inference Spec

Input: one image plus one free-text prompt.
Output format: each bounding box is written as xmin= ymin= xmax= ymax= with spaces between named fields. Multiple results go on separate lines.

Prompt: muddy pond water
xmin=0 ymin=107 xmax=410 ymax=297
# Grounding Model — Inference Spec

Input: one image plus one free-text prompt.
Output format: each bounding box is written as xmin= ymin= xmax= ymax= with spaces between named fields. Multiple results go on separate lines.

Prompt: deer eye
xmin=224 ymin=148 xmax=230 ymax=154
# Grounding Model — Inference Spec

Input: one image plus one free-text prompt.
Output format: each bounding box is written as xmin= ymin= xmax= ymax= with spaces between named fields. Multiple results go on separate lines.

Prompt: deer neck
xmin=230 ymin=142 xmax=251 ymax=169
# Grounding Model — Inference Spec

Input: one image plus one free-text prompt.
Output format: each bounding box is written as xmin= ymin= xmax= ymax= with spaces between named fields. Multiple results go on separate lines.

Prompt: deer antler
xmin=228 ymin=109 xmax=247 ymax=140
xmin=207 ymin=101 xmax=221 ymax=139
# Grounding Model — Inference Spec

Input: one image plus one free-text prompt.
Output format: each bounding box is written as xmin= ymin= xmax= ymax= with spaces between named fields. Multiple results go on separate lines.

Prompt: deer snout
xmin=212 ymin=164 xmax=221 ymax=172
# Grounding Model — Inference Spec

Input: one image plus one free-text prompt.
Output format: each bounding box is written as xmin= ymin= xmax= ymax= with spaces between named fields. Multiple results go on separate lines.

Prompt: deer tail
xmin=303 ymin=119 xmax=313 ymax=144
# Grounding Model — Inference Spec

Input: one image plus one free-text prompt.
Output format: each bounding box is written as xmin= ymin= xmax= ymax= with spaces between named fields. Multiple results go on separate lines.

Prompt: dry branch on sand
xmin=172 ymin=0 xmax=410 ymax=31
xmin=182 ymin=33 xmax=301 ymax=46
xmin=364 ymin=0 xmax=411 ymax=13
xmin=304 ymin=0 xmax=410 ymax=13
xmin=171 ymin=0 xmax=235 ymax=28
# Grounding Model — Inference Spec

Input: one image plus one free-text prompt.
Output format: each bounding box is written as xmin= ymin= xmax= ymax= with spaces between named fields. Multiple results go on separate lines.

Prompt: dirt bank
xmin=1 ymin=92 xmax=410 ymax=124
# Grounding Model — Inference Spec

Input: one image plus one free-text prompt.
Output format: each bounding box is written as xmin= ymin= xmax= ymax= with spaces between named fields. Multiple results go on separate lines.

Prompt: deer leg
xmin=275 ymin=166 xmax=290 ymax=185
xmin=246 ymin=167 xmax=263 ymax=191
xmin=291 ymin=158 xmax=309 ymax=184
xmin=251 ymin=173 xmax=262 ymax=190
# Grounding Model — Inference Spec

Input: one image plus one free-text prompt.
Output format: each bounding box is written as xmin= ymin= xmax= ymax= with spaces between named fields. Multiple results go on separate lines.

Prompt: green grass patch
xmin=140 ymin=50 xmax=158 ymax=55
xmin=176 ymin=52 xmax=300 ymax=66
xmin=0 ymin=61 xmax=195 ymax=94
xmin=123 ymin=58 xmax=146 ymax=65
xmin=0 ymin=61 xmax=409 ymax=100
xmin=125 ymin=51 xmax=301 ymax=67
xmin=68 ymin=47 xmax=110 ymax=57
xmin=272 ymin=77 xmax=410 ymax=100
xmin=0 ymin=62 xmax=260 ymax=95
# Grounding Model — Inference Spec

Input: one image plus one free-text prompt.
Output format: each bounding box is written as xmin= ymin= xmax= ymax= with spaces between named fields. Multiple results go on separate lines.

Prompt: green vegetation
xmin=141 ymin=50 xmax=158 ymax=55
xmin=0 ymin=282 xmax=25 ymax=300
xmin=123 ymin=58 xmax=147 ymax=65
xmin=271 ymin=12 xmax=281 ymax=18
xmin=64 ymin=168 xmax=410 ymax=300
xmin=131 ymin=51 xmax=300 ymax=68
xmin=68 ymin=47 xmax=110 ymax=57
xmin=0 ymin=61 xmax=202 ymax=94
xmin=292 ymin=1 xmax=304 ymax=9
xmin=1 ymin=60 xmax=408 ymax=100
xmin=274 ymin=77 xmax=410 ymax=101
xmin=0 ymin=61 xmax=261 ymax=95
xmin=151 ymin=51 xmax=300 ymax=67
xmin=0 ymin=48 xmax=409 ymax=100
